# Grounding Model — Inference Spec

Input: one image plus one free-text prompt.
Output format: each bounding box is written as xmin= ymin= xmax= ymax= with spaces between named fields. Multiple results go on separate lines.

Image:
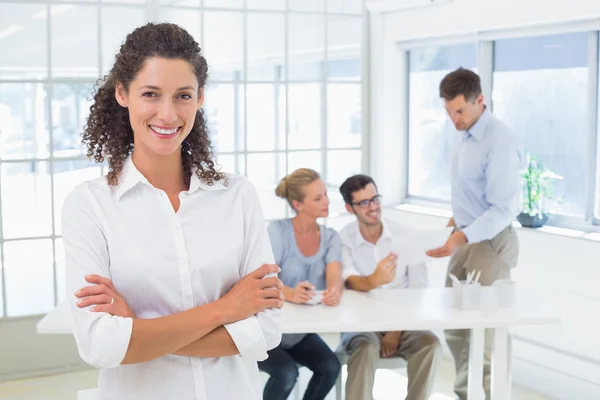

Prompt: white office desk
xmin=282 ymin=287 xmax=559 ymax=332
xmin=38 ymin=288 xmax=560 ymax=400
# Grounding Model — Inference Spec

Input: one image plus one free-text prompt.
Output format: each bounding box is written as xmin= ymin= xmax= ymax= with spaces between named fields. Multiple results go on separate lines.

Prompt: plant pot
xmin=517 ymin=212 xmax=548 ymax=228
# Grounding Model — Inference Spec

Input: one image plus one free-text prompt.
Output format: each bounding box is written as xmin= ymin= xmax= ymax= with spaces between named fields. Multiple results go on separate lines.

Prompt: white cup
xmin=452 ymin=281 xmax=481 ymax=310
xmin=493 ymin=279 xmax=516 ymax=308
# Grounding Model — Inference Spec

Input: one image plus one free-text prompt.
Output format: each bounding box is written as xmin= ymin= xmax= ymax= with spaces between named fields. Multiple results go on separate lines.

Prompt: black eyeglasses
xmin=352 ymin=194 xmax=382 ymax=209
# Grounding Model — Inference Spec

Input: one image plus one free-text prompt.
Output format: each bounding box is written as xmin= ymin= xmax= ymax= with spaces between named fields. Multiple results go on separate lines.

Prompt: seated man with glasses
xmin=337 ymin=174 xmax=441 ymax=400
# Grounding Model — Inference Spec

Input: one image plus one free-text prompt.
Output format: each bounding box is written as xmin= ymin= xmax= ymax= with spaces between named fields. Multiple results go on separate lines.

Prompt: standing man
xmin=339 ymin=174 xmax=442 ymax=400
xmin=426 ymin=67 xmax=521 ymax=399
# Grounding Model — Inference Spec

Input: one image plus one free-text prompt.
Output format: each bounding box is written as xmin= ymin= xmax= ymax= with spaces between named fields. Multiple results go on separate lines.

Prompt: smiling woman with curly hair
xmin=61 ymin=22 xmax=283 ymax=400
xmin=83 ymin=22 xmax=222 ymax=187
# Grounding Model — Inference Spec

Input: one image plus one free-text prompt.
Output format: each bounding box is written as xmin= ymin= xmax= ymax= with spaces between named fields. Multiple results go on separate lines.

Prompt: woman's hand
xmin=321 ymin=284 xmax=342 ymax=307
xmin=219 ymin=264 xmax=284 ymax=323
xmin=290 ymin=281 xmax=315 ymax=304
xmin=74 ymin=274 xmax=136 ymax=318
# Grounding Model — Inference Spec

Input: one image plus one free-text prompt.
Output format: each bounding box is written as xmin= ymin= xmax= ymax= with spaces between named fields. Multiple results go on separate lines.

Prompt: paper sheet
xmin=305 ymin=290 xmax=324 ymax=305
xmin=390 ymin=227 xmax=453 ymax=265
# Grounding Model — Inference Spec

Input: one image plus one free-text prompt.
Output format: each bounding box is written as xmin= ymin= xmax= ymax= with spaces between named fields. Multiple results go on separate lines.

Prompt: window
xmin=405 ymin=31 xmax=600 ymax=229
xmin=407 ymin=43 xmax=477 ymax=201
xmin=198 ymin=5 xmax=365 ymax=220
xmin=493 ymin=32 xmax=589 ymax=218
xmin=0 ymin=1 xmax=144 ymax=318
xmin=0 ymin=1 xmax=365 ymax=318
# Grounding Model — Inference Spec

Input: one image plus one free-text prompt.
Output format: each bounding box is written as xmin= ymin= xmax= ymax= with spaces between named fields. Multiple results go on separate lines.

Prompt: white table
xmin=38 ymin=288 xmax=560 ymax=400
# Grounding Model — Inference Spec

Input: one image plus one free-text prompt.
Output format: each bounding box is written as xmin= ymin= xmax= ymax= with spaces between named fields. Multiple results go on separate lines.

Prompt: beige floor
xmin=0 ymin=357 xmax=549 ymax=400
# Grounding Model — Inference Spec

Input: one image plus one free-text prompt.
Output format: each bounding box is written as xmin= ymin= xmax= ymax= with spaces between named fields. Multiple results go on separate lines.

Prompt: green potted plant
xmin=517 ymin=153 xmax=563 ymax=228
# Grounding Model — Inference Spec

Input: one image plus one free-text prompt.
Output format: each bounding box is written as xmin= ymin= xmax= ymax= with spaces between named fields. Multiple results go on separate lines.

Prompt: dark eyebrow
xmin=139 ymin=85 xmax=196 ymax=91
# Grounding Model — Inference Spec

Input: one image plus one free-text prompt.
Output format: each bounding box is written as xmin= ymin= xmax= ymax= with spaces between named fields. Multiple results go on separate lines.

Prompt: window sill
xmin=394 ymin=203 xmax=600 ymax=243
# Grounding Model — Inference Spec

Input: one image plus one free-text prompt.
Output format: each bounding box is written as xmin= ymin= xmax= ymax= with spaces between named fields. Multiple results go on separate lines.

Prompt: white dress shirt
xmin=62 ymin=157 xmax=281 ymax=400
xmin=339 ymin=218 xmax=428 ymax=289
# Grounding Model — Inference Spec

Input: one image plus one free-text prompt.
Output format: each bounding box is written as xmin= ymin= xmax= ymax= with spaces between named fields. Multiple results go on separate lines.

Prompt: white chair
xmin=293 ymin=381 xmax=302 ymax=400
xmin=334 ymin=352 xmax=407 ymax=400
xmin=78 ymin=388 xmax=98 ymax=400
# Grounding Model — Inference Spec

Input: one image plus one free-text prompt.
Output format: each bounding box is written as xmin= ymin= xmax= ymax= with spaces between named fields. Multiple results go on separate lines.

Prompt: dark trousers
xmin=258 ymin=333 xmax=341 ymax=400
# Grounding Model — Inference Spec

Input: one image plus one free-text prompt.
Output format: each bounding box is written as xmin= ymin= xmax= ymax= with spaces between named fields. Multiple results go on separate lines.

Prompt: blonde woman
xmin=257 ymin=168 xmax=343 ymax=400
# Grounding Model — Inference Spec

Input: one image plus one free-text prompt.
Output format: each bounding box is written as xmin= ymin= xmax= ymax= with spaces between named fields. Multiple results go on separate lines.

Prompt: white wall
xmin=383 ymin=0 xmax=600 ymax=42
xmin=0 ymin=317 xmax=85 ymax=381
xmin=369 ymin=0 xmax=600 ymax=398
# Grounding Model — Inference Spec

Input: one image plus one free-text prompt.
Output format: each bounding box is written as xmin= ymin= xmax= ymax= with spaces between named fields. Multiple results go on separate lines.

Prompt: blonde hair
xmin=275 ymin=168 xmax=321 ymax=211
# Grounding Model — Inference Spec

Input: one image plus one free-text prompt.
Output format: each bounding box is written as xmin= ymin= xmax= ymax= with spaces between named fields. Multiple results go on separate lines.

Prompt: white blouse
xmin=62 ymin=157 xmax=281 ymax=400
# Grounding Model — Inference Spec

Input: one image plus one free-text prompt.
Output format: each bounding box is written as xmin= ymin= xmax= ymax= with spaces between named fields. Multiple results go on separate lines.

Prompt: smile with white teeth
xmin=150 ymin=125 xmax=179 ymax=135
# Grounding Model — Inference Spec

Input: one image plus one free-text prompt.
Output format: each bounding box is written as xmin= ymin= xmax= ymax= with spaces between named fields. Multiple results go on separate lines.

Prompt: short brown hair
xmin=439 ymin=67 xmax=481 ymax=102
xmin=339 ymin=174 xmax=376 ymax=205
xmin=275 ymin=168 xmax=321 ymax=211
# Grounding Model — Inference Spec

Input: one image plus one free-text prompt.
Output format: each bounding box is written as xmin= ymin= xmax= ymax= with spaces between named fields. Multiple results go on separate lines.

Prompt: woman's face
xmin=115 ymin=57 xmax=203 ymax=157
xmin=294 ymin=179 xmax=330 ymax=219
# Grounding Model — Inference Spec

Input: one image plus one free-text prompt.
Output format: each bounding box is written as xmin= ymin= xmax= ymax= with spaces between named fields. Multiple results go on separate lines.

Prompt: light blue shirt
xmin=268 ymin=219 xmax=342 ymax=348
xmin=451 ymin=107 xmax=522 ymax=243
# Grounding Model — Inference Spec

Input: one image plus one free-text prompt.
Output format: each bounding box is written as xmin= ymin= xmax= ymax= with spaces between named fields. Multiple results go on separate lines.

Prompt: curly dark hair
xmin=83 ymin=22 xmax=224 ymax=187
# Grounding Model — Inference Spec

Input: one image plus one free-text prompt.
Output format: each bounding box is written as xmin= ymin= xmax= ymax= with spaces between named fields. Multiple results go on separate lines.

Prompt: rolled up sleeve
xmin=224 ymin=179 xmax=282 ymax=361
xmin=62 ymin=186 xmax=133 ymax=369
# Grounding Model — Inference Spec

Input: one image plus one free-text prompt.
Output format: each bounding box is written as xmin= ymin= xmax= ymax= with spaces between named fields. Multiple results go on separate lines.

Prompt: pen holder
xmin=493 ymin=279 xmax=516 ymax=308
xmin=452 ymin=281 xmax=481 ymax=310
